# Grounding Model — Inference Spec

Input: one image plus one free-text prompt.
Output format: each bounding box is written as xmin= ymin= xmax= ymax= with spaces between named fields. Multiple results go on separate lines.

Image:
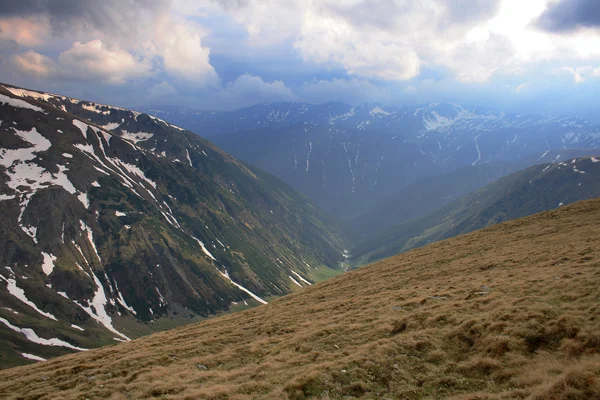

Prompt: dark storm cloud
xmin=535 ymin=0 xmax=600 ymax=32
xmin=0 ymin=0 xmax=167 ymax=37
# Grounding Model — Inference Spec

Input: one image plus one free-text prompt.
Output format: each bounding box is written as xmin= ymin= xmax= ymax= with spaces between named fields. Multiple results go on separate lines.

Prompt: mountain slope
xmin=181 ymin=102 xmax=600 ymax=219
xmin=349 ymin=162 xmax=515 ymax=237
xmin=211 ymin=123 xmax=441 ymax=219
xmin=353 ymin=157 xmax=600 ymax=265
xmin=350 ymin=148 xmax=600 ymax=239
xmin=0 ymin=84 xmax=348 ymax=368
xmin=2 ymin=197 xmax=600 ymax=399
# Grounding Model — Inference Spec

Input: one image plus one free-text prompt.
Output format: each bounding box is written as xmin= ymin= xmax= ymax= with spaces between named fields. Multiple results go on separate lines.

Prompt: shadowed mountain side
xmin=352 ymin=157 xmax=600 ymax=266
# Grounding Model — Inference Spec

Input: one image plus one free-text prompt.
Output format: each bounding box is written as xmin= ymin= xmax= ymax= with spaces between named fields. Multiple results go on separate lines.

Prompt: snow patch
xmin=101 ymin=122 xmax=121 ymax=131
xmin=0 ymin=317 xmax=86 ymax=351
xmin=0 ymin=93 xmax=44 ymax=113
xmin=0 ymin=274 xmax=57 ymax=321
xmin=72 ymin=272 xmax=130 ymax=341
xmin=21 ymin=352 xmax=46 ymax=362
xmin=41 ymin=252 xmax=57 ymax=276
xmin=77 ymin=192 xmax=89 ymax=209
xmin=192 ymin=236 xmax=216 ymax=261
xmin=114 ymin=280 xmax=136 ymax=315
xmin=216 ymin=269 xmax=268 ymax=305
xmin=72 ymin=119 xmax=89 ymax=138
xmin=291 ymin=270 xmax=312 ymax=285
xmin=120 ymin=131 xmax=154 ymax=143
xmin=289 ymin=276 xmax=303 ymax=287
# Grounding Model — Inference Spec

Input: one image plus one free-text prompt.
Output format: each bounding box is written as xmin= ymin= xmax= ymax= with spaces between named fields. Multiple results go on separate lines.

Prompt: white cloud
xmin=148 ymin=81 xmax=178 ymax=100
xmin=11 ymin=50 xmax=55 ymax=77
xmin=151 ymin=17 xmax=219 ymax=87
xmin=300 ymin=78 xmax=390 ymax=104
xmin=515 ymin=82 xmax=528 ymax=92
xmin=214 ymin=0 xmax=504 ymax=82
xmin=295 ymin=8 xmax=420 ymax=80
xmin=210 ymin=0 xmax=600 ymax=84
xmin=58 ymin=40 xmax=152 ymax=85
xmin=214 ymin=74 xmax=297 ymax=109
xmin=558 ymin=66 xmax=600 ymax=83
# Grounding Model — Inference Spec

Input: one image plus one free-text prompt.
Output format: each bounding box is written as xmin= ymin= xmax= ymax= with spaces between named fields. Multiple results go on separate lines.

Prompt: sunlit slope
xmin=1 ymin=197 xmax=600 ymax=399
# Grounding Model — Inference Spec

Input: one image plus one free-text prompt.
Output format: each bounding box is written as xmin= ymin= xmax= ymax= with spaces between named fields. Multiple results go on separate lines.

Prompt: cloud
xmin=212 ymin=74 xmax=297 ymax=109
xmin=0 ymin=0 xmax=169 ymax=45
xmin=514 ymin=82 xmax=528 ymax=92
xmin=300 ymin=78 xmax=391 ymax=104
xmin=211 ymin=0 xmax=509 ymax=82
xmin=58 ymin=40 xmax=152 ymax=84
xmin=294 ymin=9 xmax=420 ymax=80
xmin=11 ymin=50 xmax=55 ymax=77
xmin=535 ymin=0 xmax=600 ymax=33
xmin=557 ymin=65 xmax=600 ymax=83
xmin=152 ymin=17 xmax=219 ymax=87
xmin=0 ymin=17 xmax=50 ymax=47
xmin=9 ymin=41 xmax=152 ymax=85
xmin=0 ymin=2 xmax=218 ymax=87
xmin=444 ymin=33 xmax=517 ymax=82
xmin=148 ymin=81 xmax=177 ymax=100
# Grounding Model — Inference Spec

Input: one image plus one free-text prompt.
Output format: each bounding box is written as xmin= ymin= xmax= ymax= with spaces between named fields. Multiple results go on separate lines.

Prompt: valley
xmin=3 ymin=1 xmax=600 ymax=398
xmin=2 ymin=84 xmax=600 ymax=400
xmin=2 ymin=196 xmax=600 ymax=399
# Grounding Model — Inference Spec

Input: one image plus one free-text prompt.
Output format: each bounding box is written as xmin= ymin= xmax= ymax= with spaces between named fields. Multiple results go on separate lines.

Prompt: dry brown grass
xmin=2 ymin=198 xmax=600 ymax=399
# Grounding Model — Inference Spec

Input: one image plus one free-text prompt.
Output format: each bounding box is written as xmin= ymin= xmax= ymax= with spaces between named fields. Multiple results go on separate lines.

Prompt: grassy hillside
xmin=2 ymin=198 xmax=600 ymax=399
xmin=352 ymin=157 xmax=600 ymax=266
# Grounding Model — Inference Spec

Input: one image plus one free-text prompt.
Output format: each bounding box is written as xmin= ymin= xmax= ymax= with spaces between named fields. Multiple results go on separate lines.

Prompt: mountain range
xmin=143 ymin=102 xmax=600 ymax=220
xmin=3 ymin=83 xmax=600 ymax=374
xmin=0 ymin=84 xmax=347 ymax=368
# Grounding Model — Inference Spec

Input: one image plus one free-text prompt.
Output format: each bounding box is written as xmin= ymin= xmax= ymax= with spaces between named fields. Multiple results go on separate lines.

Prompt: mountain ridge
xmin=0 ymin=83 xmax=348 ymax=368
xmin=352 ymin=156 xmax=600 ymax=265
xmin=157 ymin=100 xmax=600 ymax=220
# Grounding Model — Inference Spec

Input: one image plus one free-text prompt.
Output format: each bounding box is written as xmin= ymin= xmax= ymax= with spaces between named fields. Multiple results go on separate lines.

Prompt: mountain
xmin=0 ymin=84 xmax=348 ymax=368
xmin=210 ymin=123 xmax=442 ymax=219
xmin=349 ymin=162 xmax=516 ymax=238
xmin=352 ymin=156 xmax=600 ymax=265
xmin=149 ymin=102 xmax=600 ymax=220
xmin=143 ymin=102 xmax=600 ymax=172
xmin=351 ymin=148 xmax=600 ymax=239
xmin=2 ymin=197 xmax=600 ymax=399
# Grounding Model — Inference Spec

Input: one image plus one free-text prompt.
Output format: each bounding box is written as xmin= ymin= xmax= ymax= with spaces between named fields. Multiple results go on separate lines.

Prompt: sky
xmin=1 ymin=0 xmax=599 ymax=120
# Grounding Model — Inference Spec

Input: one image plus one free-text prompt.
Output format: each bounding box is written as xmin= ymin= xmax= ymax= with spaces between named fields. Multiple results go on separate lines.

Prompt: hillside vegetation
xmin=1 ymin=197 xmax=600 ymax=399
